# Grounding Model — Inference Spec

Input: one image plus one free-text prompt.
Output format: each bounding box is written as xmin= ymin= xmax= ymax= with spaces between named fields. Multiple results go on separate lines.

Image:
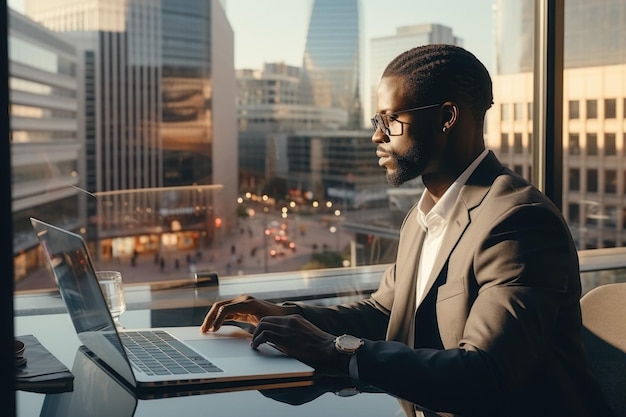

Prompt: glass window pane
xmin=605 ymin=133 xmax=617 ymax=156
xmin=10 ymin=1 xmax=497 ymax=293
xmin=587 ymin=133 xmax=598 ymax=156
xmin=604 ymin=98 xmax=616 ymax=118
xmin=586 ymin=99 xmax=598 ymax=119
xmin=568 ymin=100 xmax=579 ymax=119
xmin=564 ymin=0 xmax=626 ymax=252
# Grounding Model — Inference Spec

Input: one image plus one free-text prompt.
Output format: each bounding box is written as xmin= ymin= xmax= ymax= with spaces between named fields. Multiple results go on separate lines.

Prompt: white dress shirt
xmin=414 ymin=149 xmax=488 ymax=307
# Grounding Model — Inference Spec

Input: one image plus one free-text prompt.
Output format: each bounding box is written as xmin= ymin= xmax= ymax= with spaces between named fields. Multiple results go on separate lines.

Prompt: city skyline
xmin=8 ymin=0 xmax=494 ymax=72
xmin=222 ymin=0 xmax=494 ymax=72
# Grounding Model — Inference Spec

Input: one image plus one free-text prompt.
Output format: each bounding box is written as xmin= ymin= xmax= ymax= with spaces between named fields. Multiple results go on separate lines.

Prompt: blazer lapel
xmin=386 ymin=209 xmax=425 ymax=344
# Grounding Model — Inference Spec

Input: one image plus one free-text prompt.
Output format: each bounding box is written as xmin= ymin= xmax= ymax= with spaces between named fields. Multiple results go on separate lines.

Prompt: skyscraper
xmin=23 ymin=0 xmax=237 ymax=261
xmin=300 ymin=0 xmax=362 ymax=129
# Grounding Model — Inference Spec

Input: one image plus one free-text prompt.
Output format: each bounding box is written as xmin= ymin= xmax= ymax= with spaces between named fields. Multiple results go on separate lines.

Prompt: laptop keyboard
xmin=119 ymin=330 xmax=223 ymax=376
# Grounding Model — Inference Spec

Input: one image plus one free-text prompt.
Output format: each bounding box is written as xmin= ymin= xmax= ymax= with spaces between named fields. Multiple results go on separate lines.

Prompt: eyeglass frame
xmin=371 ymin=103 xmax=441 ymax=136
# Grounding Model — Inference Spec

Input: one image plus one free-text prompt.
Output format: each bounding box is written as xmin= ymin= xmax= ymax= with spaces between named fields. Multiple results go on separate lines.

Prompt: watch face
xmin=336 ymin=334 xmax=363 ymax=353
xmin=340 ymin=335 xmax=361 ymax=350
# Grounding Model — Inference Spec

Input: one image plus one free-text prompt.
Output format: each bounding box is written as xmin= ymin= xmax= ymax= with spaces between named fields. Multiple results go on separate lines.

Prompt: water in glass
xmin=96 ymin=270 xmax=126 ymax=326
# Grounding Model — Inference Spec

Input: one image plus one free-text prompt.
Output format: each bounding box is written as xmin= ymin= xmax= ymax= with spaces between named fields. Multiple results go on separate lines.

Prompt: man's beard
xmin=386 ymin=139 xmax=431 ymax=187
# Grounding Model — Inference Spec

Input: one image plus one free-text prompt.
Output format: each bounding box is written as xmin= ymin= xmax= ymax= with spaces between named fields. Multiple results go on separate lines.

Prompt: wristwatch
xmin=334 ymin=334 xmax=364 ymax=354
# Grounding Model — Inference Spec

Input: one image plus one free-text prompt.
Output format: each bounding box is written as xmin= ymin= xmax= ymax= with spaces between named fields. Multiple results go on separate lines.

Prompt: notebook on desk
xmin=30 ymin=217 xmax=314 ymax=394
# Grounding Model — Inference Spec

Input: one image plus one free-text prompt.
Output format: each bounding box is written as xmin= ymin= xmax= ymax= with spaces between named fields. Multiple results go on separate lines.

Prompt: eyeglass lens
xmin=371 ymin=114 xmax=396 ymax=136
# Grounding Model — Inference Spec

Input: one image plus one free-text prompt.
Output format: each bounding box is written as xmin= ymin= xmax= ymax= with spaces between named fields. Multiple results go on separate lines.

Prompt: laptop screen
xmin=31 ymin=218 xmax=137 ymax=387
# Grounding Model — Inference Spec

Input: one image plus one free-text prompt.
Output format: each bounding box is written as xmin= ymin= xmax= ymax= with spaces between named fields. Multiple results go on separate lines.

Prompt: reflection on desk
xmin=33 ymin=346 xmax=402 ymax=417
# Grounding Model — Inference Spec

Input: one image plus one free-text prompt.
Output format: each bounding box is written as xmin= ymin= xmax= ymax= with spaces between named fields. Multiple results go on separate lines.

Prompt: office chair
xmin=580 ymin=282 xmax=626 ymax=416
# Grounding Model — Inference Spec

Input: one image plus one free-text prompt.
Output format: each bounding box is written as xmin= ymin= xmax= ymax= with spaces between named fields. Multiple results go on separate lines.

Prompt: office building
xmin=236 ymin=63 xmax=385 ymax=210
xmin=283 ymin=129 xmax=387 ymax=209
xmin=23 ymin=0 xmax=237 ymax=260
xmin=9 ymin=9 xmax=81 ymax=281
xmin=300 ymin=0 xmax=362 ymax=129
xmin=490 ymin=0 xmax=626 ymax=250
xmin=237 ymin=63 xmax=347 ymax=192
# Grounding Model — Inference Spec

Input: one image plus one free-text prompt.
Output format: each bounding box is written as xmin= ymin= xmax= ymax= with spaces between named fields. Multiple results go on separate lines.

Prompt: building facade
xmin=490 ymin=0 xmax=626 ymax=250
xmin=283 ymin=130 xmax=387 ymax=210
xmin=9 ymin=9 xmax=81 ymax=280
xmin=237 ymin=62 xmax=348 ymax=193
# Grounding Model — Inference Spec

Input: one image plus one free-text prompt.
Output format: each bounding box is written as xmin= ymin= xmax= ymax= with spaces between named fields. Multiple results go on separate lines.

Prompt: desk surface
xmin=15 ymin=295 xmax=403 ymax=417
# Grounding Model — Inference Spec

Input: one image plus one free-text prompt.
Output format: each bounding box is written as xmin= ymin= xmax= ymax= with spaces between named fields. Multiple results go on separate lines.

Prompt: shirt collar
xmin=416 ymin=149 xmax=489 ymax=233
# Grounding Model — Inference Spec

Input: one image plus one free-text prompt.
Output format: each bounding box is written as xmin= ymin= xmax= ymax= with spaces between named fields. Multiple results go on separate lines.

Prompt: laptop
xmin=30 ymin=217 xmax=314 ymax=395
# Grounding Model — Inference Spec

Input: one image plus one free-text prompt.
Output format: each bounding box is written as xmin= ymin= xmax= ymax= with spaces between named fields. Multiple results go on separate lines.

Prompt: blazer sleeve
xmin=286 ymin=282 xmax=392 ymax=341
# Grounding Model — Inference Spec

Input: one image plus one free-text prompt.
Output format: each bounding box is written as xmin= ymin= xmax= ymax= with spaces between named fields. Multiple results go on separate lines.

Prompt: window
xmin=586 ymin=99 xmax=598 ymax=119
xmin=605 ymin=205 xmax=617 ymax=228
xmin=568 ymin=100 xmax=579 ymax=119
xmin=569 ymin=168 xmax=580 ymax=191
xmin=604 ymin=98 xmax=616 ymax=118
xmin=500 ymin=133 xmax=509 ymax=153
xmin=587 ymin=133 xmax=598 ymax=156
xmin=605 ymin=133 xmax=617 ymax=156
xmin=587 ymin=169 xmax=598 ymax=193
xmin=569 ymin=133 xmax=580 ymax=155
xmin=605 ymin=170 xmax=617 ymax=194
xmin=7 ymin=0 xmax=625 ymax=300
xmin=513 ymin=133 xmax=523 ymax=154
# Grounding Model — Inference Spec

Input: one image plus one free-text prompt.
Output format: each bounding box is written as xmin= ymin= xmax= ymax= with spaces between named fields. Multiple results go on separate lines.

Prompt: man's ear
xmin=441 ymin=102 xmax=458 ymax=133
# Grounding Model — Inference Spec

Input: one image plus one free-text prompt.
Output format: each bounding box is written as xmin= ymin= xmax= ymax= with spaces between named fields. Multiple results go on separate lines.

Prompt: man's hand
xmin=200 ymin=294 xmax=298 ymax=332
xmin=252 ymin=314 xmax=350 ymax=374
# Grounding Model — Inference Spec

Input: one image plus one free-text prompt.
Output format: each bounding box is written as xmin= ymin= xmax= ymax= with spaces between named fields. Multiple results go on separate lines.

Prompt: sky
xmin=222 ymin=0 xmax=495 ymax=71
xmin=222 ymin=0 xmax=494 ymax=120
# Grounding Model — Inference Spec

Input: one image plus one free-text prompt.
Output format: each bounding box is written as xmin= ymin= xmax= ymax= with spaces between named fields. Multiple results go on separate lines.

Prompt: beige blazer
xmin=299 ymin=152 xmax=613 ymax=417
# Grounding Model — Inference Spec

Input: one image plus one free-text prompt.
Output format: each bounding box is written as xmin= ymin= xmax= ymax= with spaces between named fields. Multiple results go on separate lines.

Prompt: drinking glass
xmin=96 ymin=270 xmax=126 ymax=327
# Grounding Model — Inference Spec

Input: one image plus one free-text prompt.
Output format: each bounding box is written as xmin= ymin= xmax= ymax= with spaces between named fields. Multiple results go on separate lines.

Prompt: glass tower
xmin=300 ymin=0 xmax=362 ymax=129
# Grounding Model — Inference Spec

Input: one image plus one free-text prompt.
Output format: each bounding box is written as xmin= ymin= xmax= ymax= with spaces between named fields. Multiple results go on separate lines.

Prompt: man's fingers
xmin=201 ymin=295 xmax=258 ymax=332
xmin=251 ymin=328 xmax=285 ymax=350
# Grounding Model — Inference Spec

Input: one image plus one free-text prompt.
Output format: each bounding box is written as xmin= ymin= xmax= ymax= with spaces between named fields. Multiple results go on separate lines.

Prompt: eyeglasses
xmin=371 ymin=103 xmax=440 ymax=136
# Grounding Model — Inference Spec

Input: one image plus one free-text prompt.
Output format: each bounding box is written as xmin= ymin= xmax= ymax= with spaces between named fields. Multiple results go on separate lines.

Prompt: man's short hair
xmin=382 ymin=44 xmax=494 ymax=121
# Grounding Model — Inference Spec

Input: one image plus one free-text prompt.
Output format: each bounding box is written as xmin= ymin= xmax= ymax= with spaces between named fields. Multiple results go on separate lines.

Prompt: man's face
xmin=372 ymin=76 xmax=440 ymax=186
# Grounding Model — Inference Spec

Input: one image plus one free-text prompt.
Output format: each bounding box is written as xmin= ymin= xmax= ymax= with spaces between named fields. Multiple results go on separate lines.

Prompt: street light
xmin=329 ymin=225 xmax=339 ymax=252
xmin=332 ymin=209 xmax=342 ymax=252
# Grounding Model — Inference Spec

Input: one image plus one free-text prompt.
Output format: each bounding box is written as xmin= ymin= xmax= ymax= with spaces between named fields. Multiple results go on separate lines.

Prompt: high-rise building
xmin=237 ymin=62 xmax=347 ymax=192
xmin=494 ymin=0 xmax=626 ymax=74
xmin=368 ymin=23 xmax=463 ymax=126
xmin=22 ymin=0 xmax=237 ymax=260
xmin=9 ymin=9 xmax=81 ymax=281
xmin=490 ymin=0 xmax=626 ymax=250
xmin=300 ymin=0 xmax=362 ymax=129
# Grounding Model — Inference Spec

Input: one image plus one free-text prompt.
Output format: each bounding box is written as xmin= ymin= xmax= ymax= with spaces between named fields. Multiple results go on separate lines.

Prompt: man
xmin=201 ymin=45 xmax=612 ymax=416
